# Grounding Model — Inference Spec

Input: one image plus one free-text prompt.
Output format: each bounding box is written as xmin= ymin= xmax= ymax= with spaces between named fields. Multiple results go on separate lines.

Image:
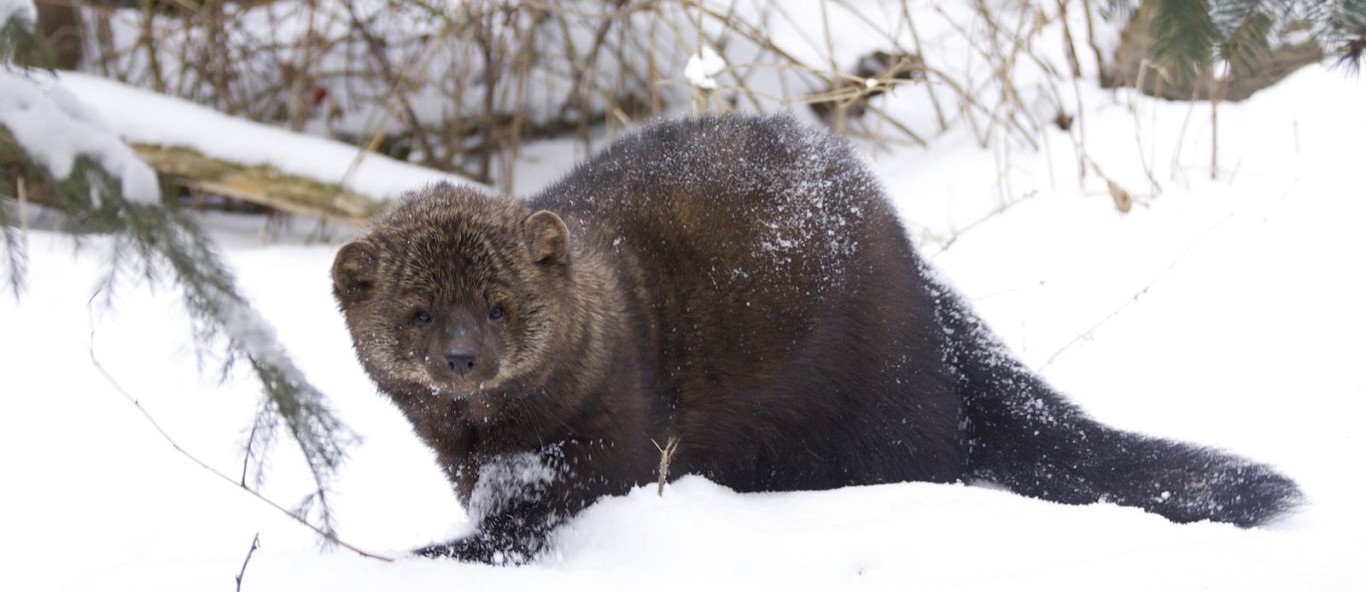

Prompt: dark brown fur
xmin=333 ymin=115 xmax=1299 ymax=564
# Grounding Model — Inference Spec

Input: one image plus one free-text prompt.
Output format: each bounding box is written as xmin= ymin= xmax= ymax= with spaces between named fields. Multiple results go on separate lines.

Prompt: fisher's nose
xmin=445 ymin=348 xmax=478 ymax=376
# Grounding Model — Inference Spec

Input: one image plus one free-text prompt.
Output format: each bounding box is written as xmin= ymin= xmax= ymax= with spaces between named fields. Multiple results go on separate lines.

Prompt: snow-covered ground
xmin=3 ymin=46 xmax=1365 ymax=592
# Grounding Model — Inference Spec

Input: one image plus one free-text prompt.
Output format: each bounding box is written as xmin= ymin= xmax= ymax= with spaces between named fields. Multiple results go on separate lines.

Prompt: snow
xmin=4 ymin=8 xmax=1366 ymax=591
xmin=0 ymin=0 xmax=34 ymax=28
xmin=0 ymin=70 xmax=161 ymax=204
xmin=52 ymin=72 xmax=470 ymax=201
xmin=684 ymin=46 xmax=726 ymax=90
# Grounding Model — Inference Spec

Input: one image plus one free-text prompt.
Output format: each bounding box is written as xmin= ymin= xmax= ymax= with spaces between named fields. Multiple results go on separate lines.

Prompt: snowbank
xmin=54 ymin=72 xmax=469 ymax=201
xmin=3 ymin=1 xmax=1364 ymax=585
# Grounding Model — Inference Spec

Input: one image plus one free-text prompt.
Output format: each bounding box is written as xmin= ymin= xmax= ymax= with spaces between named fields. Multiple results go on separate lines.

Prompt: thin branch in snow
xmin=87 ymin=330 xmax=393 ymax=563
xmin=1039 ymin=214 xmax=1234 ymax=370
xmin=234 ymin=533 xmax=261 ymax=592
xmin=241 ymin=420 xmax=260 ymax=488
xmin=652 ymin=436 xmax=680 ymax=497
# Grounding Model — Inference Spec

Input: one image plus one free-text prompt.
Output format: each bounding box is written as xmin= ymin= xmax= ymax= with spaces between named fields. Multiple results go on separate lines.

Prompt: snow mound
xmin=54 ymin=72 xmax=470 ymax=201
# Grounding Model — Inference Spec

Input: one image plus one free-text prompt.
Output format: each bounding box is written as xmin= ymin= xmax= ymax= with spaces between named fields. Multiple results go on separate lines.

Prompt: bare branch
xmin=234 ymin=533 xmax=261 ymax=592
xmin=88 ymin=330 xmax=392 ymax=563
xmin=651 ymin=436 xmax=680 ymax=497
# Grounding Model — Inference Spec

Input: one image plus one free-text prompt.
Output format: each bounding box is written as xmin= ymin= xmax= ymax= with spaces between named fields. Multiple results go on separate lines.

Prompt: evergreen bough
xmin=1114 ymin=0 xmax=1366 ymax=81
xmin=1 ymin=5 xmax=355 ymax=542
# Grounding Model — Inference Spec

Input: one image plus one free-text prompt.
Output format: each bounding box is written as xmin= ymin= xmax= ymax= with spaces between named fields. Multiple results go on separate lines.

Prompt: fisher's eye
xmin=489 ymin=305 xmax=505 ymax=320
xmin=412 ymin=310 xmax=433 ymax=326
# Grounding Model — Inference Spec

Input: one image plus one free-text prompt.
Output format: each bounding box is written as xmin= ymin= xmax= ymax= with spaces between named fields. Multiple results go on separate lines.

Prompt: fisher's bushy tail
xmin=932 ymin=283 xmax=1302 ymax=527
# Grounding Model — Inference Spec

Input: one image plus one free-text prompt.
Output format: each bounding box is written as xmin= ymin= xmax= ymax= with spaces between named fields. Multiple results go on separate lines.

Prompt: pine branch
xmin=0 ymin=192 xmax=26 ymax=297
xmin=3 ymin=2 xmax=359 ymax=514
xmin=1149 ymin=0 xmax=1220 ymax=83
xmin=1124 ymin=0 xmax=1366 ymax=76
xmin=1217 ymin=6 xmax=1275 ymax=74
xmin=1 ymin=4 xmax=55 ymax=70
xmin=1209 ymin=0 xmax=1270 ymax=36
xmin=2 ymin=121 xmax=355 ymax=543
xmin=1322 ymin=0 xmax=1366 ymax=70
xmin=102 ymin=200 xmax=359 ymax=539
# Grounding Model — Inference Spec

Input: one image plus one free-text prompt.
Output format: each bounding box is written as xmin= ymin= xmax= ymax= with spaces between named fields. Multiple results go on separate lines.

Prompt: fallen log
xmin=2 ymin=129 xmax=386 ymax=227
xmin=131 ymin=144 xmax=386 ymax=226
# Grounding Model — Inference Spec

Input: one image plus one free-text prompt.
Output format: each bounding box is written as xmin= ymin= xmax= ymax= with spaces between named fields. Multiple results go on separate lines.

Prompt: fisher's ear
xmin=332 ymin=239 xmax=380 ymax=302
xmin=523 ymin=210 xmax=570 ymax=268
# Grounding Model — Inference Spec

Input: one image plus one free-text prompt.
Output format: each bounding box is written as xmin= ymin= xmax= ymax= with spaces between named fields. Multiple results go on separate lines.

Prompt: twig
xmin=1131 ymin=61 xmax=1163 ymax=194
xmin=240 ymin=420 xmax=259 ymax=487
xmin=1039 ymin=214 xmax=1233 ymax=370
xmin=1079 ymin=0 xmax=1109 ymax=84
xmin=929 ymin=190 xmax=1035 ymax=258
xmin=1076 ymin=150 xmax=1138 ymax=213
xmin=1171 ymin=84 xmax=1201 ymax=185
xmin=818 ymin=0 xmax=845 ymax=130
xmin=899 ymin=0 xmax=947 ymax=132
xmin=1210 ymin=76 xmax=1226 ymax=180
xmin=342 ymin=2 xmax=440 ymax=172
xmin=234 ymin=533 xmax=261 ymax=592
xmin=345 ymin=7 xmax=433 ymax=156
xmin=86 ymin=330 xmax=392 ymax=562
xmin=16 ymin=176 xmax=28 ymax=247
xmin=1055 ymin=0 xmax=1082 ymax=78
xmin=651 ymin=436 xmax=680 ymax=497
xmin=138 ymin=0 xmax=166 ymax=93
